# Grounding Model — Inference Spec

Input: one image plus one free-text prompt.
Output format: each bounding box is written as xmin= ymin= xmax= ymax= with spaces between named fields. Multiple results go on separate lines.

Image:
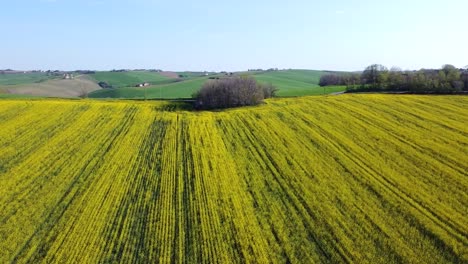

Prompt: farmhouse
xmin=63 ymin=73 xmax=74 ymax=79
xmin=136 ymin=82 xmax=150 ymax=87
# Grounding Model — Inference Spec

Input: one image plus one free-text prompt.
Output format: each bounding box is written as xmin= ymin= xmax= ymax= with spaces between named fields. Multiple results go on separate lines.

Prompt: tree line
xmin=319 ymin=64 xmax=468 ymax=93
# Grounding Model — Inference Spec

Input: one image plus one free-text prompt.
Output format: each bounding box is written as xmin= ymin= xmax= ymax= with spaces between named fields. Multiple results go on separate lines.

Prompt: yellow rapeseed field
xmin=0 ymin=94 xmax=466 ymax=263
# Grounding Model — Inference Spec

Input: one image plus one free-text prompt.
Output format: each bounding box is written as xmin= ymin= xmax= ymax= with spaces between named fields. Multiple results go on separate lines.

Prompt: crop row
xmin=0 ymin=95 xmax=466 ymax=263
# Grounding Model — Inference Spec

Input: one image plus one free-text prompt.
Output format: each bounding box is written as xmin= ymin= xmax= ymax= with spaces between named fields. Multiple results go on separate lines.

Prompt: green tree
xmin=438 ymin=71 xmax=447 ymax=83
xmin=461 ymin=73 xmax=468 ymax=91
xmin=362 ymin=64 xmax=388 ymax=90
xmin=442 ymin=64 xmax=462 ymax=92
xmin=388 ymin=67 xmax=405 ymax=90
xmin=442 ymin=64 xmax=460 ymax=82
xmin=413 ymin=71 xmax=428 ymax=92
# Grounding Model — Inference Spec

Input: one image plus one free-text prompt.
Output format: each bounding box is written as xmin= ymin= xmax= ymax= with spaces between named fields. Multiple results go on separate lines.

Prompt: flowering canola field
xmin=0 ymin=95 xmax=467 ymax=263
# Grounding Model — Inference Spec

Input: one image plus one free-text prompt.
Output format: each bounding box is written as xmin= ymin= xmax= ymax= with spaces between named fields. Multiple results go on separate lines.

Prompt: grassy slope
xmin=0 ymin=73 xmax=55 ymax=85
xmin=0 ymin=70 xmax=346 ymax=99
xmin=89 ymin=70 xmax=346 ymax=99
xmin=176 ymin=71 xmax=215 ymax=78
xmin=1 ymin=75 xmax=101 ymax=98
xmin=252 ymin=70 xmax=340 ymax=96
xmin=90 ymin=71 xmax=174 ymax=88
xmin=89 ymin=77 xmax=208 ymax=99
xmin=0 ymin=95 xmax=466 ymax=263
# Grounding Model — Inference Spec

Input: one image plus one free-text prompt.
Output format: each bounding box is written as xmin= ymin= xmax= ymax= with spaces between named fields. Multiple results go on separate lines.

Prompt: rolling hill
xmin=89 ymin=77 xmax=209 ymax=99
xmin=0 ymin=72 xmax=56 ymax=86
xmin=0 ymin=75 xmax=101 ymax=98
xmin=0 ymin=70 xmax=347 ymax=99
xmin=252 ymin=70 xmax=344 ymax=96
xmin=88 ymin=70 xmax=346 ymax=99
xmin=90 ymin=71 xmax=176 ymax=88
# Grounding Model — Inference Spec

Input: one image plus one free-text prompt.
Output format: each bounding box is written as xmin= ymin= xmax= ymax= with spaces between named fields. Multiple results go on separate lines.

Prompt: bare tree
xmin=193 ymin=76 xmax=276 ymax=109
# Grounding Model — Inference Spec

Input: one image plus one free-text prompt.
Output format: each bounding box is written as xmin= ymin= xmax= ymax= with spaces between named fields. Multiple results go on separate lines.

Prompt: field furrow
xmin=0 ymin=95 xmax=466 ymax=263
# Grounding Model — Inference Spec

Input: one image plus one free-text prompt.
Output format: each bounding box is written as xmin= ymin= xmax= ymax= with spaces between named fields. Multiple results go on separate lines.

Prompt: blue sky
xmin=1 ymin=0 xmax=467 ymax=71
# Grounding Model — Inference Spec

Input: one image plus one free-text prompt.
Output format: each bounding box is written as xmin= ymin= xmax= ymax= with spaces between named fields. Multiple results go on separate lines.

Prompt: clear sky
xmin=1 ymin=0 xmax=467 ymax=71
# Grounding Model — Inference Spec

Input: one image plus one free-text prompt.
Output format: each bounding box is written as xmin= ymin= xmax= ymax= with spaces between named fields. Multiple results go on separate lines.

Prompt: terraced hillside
xmin=0 ymin=95 xmax=466 ymax=263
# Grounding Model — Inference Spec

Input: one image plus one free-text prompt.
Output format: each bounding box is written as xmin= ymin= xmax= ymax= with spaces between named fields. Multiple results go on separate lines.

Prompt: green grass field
xmin=0 ymin=70 xmax=347 ymax=99
xmin=0 ymin=95 xmax=466 ymax=263
xmin=88 ymin=70 xmax=346 ymax=99
xmin=89 ymin=77 xmax=208 ymax=99
xmin=0 ymin=73 xmax=55 ymax=86
xmin=90 ymin=71 xmax=175 ymax=88
xmin=176 ymin=71 xmax=214 ymax=78
xmin=252 ymin=70 xmax=325 ymax=96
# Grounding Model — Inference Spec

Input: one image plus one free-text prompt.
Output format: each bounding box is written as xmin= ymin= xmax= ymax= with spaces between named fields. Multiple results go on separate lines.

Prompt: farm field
xmin=89 ymin=70 xmax=346 ymax=99
xmin=252 ymin=70 xmax=345 ymax=96
xmin=0 ymin=75 xmax=101 ymax=98
xmin=89 ymin=77 xmax=209 ymax=99
xmin=90 ymin=71 xmax=176 ymax=88
xmin=0 ymin=95 xmax=466 ymax=263
xmin=0 ymin=93 xmax=44 ymax=99
xmin=1 ymin=70 xmax=346 ymax=99
xmin=253 ymin=69 xmax=321 ymax=95
xmin=0 ymin=72 xmax=55 ymax=86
